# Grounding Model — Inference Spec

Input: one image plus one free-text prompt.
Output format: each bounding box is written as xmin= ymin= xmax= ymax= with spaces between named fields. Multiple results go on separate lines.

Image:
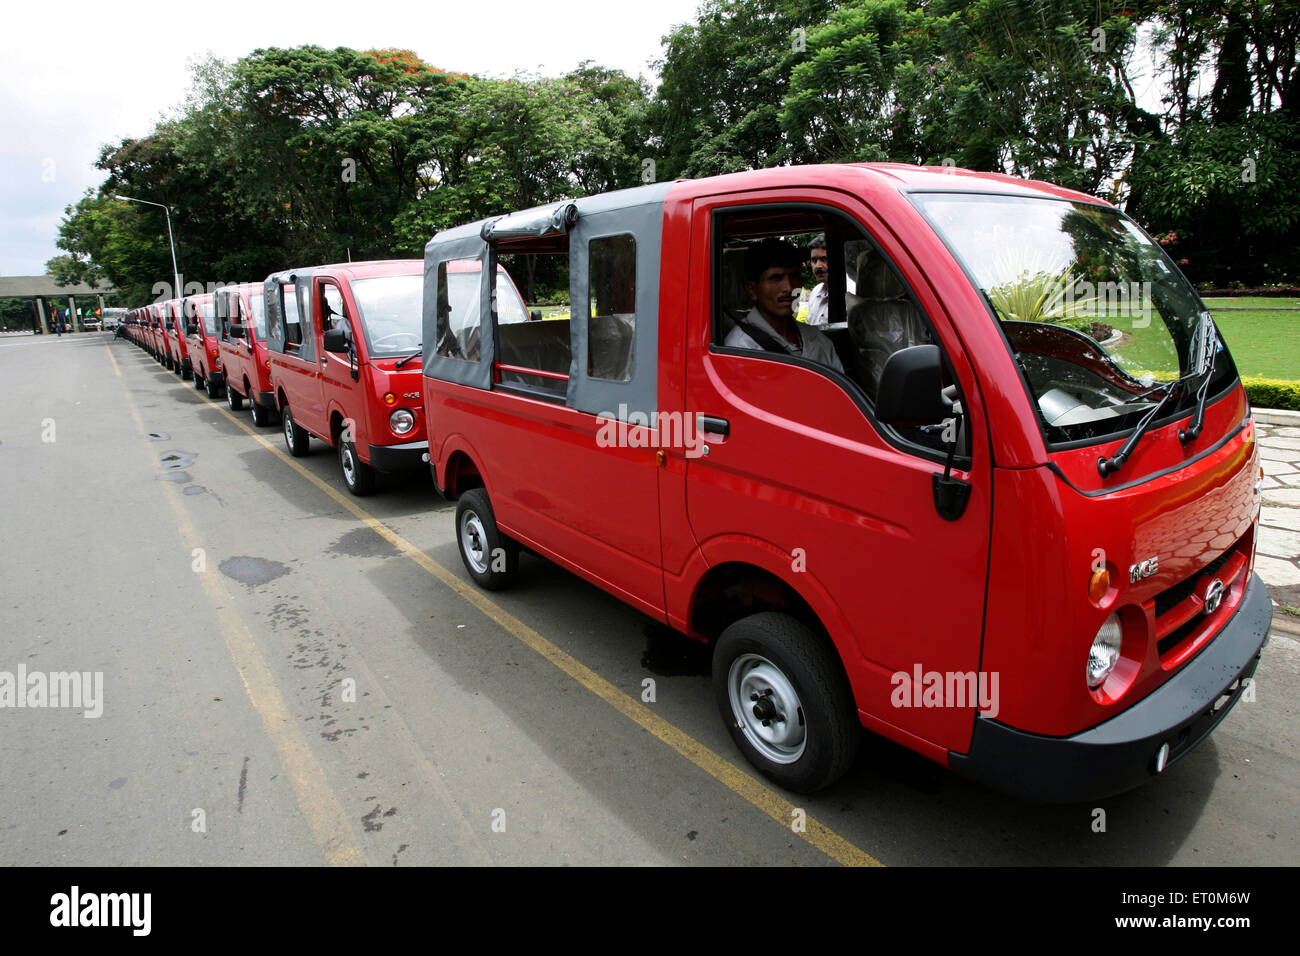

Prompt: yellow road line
xmin=194 ymin=386 xmax=882 ymax=867
xmin=119 ymin=384 xmax=367 ymax=867
xmin=104 ymin=343 xmax=121 ymax=377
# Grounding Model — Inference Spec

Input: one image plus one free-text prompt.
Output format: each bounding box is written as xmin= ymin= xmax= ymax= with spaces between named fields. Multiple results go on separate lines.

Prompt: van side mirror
xmin=530 ymin=310 xmax=542 ymax=322
xmin=230 ymin=325 xmax=247 ymax=340
xmin=323 ymin=326 xmax=350 ymax=354
xmin=875 ymin=345 xmax=949 ymax=426
xmin=186 ymin=322 xmax=199 ymax=336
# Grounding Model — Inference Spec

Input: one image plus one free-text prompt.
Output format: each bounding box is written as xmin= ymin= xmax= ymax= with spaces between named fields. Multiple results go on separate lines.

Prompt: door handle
xmin=700 ymin=415 xmax=730 ymax=438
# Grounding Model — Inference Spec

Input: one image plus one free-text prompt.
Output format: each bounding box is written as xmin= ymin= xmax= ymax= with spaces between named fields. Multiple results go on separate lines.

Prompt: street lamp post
xmin=114 ymin=194 xmax=181 ymax=301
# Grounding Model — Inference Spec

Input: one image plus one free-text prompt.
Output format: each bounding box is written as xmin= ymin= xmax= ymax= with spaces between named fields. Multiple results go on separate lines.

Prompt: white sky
xmin=0 ymin=0 xmax=703 ymax=277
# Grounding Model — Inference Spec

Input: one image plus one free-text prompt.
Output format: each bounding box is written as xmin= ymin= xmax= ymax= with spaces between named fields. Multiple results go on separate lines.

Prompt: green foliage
xmin=52 ymin=47 xmax=650 ymax=307
xmin=1243 ymin=377 xmax=1300 ymax=411
xmin=650 ymin=0 xmax=834 ymax=178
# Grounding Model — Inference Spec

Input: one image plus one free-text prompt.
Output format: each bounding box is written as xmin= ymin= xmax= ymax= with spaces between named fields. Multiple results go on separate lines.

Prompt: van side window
xmin=712 ymin=207 xmax=951 ymax=456
xmin=588 ymin=234 xmax=635 ymax=382
xmin=494 ymin=242 xmax=570 ymax=399
xmin=320 ymin=283 xmax=348 ymax=333
xmin=282 ymin=283 xmax=303 ymax=350
xmin=436 ymin=259 xmax=483 ymax=362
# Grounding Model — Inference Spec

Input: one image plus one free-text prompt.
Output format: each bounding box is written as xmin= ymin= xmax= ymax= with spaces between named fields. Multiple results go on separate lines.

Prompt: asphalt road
xmin=1 ymin=331 xmax=1296 ymax=867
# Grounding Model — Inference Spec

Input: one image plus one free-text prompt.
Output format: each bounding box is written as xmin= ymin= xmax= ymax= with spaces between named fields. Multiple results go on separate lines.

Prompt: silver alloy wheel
xmin=459 ymin=509 xmax=490 ymax=575
xmin=727 ymin=653 xmax=806 ymax=764
xmin=341 ymin=443 xmax=356 ymax=487
xmin=284 ymin=411 xmax=294 ymax=447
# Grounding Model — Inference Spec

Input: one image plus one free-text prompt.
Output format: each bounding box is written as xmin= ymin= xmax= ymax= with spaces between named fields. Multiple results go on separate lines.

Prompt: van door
xmin=316 ymin=277 xmax=359 ymax=447
xmin=268 ymin=275 xmax=324 ymax=437
xmin=681 ymin=191 xmax=994 ymax=754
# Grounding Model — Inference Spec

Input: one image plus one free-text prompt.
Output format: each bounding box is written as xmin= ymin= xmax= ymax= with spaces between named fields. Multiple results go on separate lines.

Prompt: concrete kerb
xmin=1254 ymin=407 xmax=1300 ymax=427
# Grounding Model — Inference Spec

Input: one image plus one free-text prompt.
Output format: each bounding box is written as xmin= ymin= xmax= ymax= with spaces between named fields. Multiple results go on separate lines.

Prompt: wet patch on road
xmin=183 ymin=485 xmax=205 ymax=496
xmin=145 ymin=432 xmax=170 ymax=441
xmin=157 ymin=471 xmax=191 ymax=483
xmin=159 ymin=450 xmax=197 ymax=470
xmin=219 ymin=556 xmax=290 ymax=587
xmin=328 ymin=527 xmax=399 ymax=559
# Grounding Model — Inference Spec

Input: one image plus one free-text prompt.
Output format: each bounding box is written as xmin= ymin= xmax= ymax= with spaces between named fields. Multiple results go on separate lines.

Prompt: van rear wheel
xmin=455 ymin=488 xmax=518 ymax=590
xmin=226 ymin=382 xmax=244 ymax=410
xmin=713 ymin=612 xmax=859 ymax=793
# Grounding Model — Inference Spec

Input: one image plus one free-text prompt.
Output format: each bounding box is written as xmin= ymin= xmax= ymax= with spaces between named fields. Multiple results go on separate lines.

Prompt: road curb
xmin=1255 ymin=407 xmax=1300 ymax=426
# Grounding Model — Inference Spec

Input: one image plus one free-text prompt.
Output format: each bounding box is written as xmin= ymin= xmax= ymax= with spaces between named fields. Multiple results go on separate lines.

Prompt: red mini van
xmin=163 ymin=299 xmax=191 ymax=379
xmin=263 ymin=260 xmax=444 ymax=495
xmin=420 ymin=165 xmax=1271 ymax=801
xmin=216 ymin=282 xmax=275 ymax=425
xmin=184 ymin=292 xmax=224 ymax=399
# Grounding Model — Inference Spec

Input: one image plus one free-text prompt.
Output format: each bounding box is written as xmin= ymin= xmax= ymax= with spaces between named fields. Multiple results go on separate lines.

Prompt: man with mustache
xmin=805 ymin=233 xmax=830 ymax=327
xmin=724 ymin=238 xmax=843 ymax=373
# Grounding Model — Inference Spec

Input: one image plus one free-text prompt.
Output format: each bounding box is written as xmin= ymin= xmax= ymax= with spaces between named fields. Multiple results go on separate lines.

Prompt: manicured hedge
xmin=1244 ymin=376 xmax=1300 ymax=412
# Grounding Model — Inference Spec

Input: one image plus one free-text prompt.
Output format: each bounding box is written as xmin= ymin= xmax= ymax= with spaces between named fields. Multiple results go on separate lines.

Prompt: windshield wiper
xmin=1178 ymin=312 xmax=1218 ymax=445
xmin=394 ymin=346 xmax=422 ymax=369
xmin=1097 ymin=374 xmax=1195 ymax=478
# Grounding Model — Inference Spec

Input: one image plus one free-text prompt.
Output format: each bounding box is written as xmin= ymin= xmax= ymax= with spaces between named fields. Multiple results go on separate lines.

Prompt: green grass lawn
xmin=1202 ymin=298 xmax=1300 ymax=380
xmin=1202 ymin=296 xmax=1300 ymax=310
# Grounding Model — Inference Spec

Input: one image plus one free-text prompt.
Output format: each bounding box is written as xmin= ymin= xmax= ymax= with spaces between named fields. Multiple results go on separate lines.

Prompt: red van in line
xmin=263 ymin=260 xmax=442 ymax=495
xmin=420 ymin=165 xmax=1270 ymax=801
xmin=162 ymin=299 xmax=191 ymax=379
xmin=147 ymin=303 xmax=165 ymax=362
xmin=184 ymin=292 xmax=224 ymax=399
xmin=216 ymin=282 xmax=275 ymax=426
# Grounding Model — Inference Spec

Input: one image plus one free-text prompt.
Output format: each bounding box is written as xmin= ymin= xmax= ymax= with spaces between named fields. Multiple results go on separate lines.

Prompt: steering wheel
xmin=373 ymin=332 xmax=419 ymax=348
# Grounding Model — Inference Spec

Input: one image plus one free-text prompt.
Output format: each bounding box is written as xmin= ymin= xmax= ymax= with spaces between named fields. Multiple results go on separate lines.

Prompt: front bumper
xmin=368 ymin=440 xmax=429 ymax=473
xmin=949 ymin=572 xmax=1272 ymax=803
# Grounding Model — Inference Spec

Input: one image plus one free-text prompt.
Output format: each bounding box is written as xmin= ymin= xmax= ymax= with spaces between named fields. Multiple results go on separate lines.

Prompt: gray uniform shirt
xmin=724 ymin=308 xmax=844 ymax=373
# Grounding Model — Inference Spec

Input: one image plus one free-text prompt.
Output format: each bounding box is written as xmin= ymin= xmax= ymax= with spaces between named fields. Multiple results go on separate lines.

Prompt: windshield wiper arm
xmin=394 ymin=346 xmax=422 ymax=369
xmin=1178 ymin=313 xmax=1218 ymax=445
xmin=1097 ymin=376 xmax=1190 ymax=478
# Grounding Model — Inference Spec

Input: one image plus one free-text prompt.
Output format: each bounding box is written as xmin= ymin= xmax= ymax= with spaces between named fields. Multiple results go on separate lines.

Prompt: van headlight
xmin=389 ymin=408 xmax=415 ymax=435
xmin=1087 ymin=614 xmax=1123 ymax=689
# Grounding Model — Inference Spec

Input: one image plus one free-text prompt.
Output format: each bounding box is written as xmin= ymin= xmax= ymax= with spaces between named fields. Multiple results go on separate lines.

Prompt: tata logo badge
xmin=1204 ymin=578 xmax=1226 ymax=614
xmin=1129 ymin=556 xmax=1159 ymax=583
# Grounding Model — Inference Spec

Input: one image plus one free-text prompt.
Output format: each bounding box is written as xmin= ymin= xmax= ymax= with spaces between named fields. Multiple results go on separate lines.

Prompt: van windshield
xmin=912 ymin=193 xmax=1238 ymax=446
xmin=350 ymin=274 xmax=425 ymax=358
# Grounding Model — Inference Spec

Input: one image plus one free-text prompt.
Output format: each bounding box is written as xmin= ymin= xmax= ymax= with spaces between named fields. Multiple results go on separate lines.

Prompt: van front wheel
xmin=713 ymin=613 xmax=859 ymax=793
xmin=282 ymin=405 xmax=310 ymax=457
xmin=455 ymin=488 xmax=518 ymax=590
xmin=339 ymin=440 xmax=376 ymax=496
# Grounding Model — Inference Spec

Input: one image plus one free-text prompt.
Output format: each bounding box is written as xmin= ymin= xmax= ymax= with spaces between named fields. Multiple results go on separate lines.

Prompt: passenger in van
xmin=805 ymin=233 xmax=830 ymax=327
xmin=725 ymin=238 xmax=844 ymax=373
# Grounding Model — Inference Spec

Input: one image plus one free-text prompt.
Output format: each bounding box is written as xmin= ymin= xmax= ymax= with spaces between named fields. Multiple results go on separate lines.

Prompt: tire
xmin=206 ymin=374 xmax=222 ymax=399
xmin=339 ymin=439 xmax=376 ymax=496
xmin=713 ymin=612 xmax=859 ymax=793
xmin=282 ymin=405 xmax=310 ymax=457
xmin=181 ymin=360 xmax=192 ymax=381
xmin=194 ymin=370 xmax=204 ymax=390
xmin=454 ymin=487 xmax=518 ymax=590
xmin=250 ymin=396 xmax=270 ymax=427
xmin=226 ymin=381 xmax=244 ymax=410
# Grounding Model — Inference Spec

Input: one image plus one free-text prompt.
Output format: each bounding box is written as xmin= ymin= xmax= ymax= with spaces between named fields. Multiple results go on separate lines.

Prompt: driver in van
xmin=725 ymin=238 xmax=843 ymax=373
